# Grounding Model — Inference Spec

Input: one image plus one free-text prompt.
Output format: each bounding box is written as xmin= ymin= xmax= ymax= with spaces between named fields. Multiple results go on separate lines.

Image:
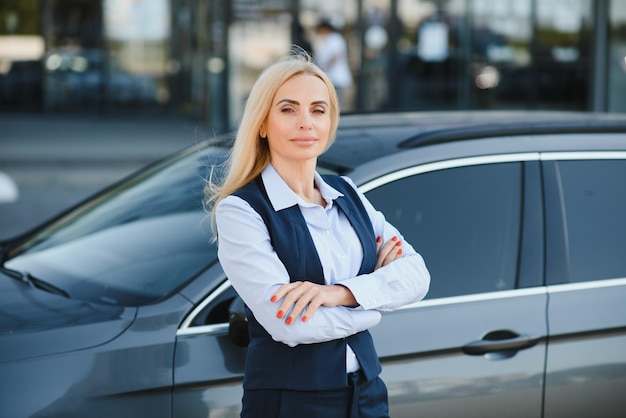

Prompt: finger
xmin=287 ymin=294 xmax=313 ymax=324
xmin=382 ymin=241 xmax=403 ymax=266
xmin=376 ymin=235 xmax=382 ymax=252
xmin=272 ymin=282 xmax=304 ymax=322
xmin=277 ymin=281 xmax=318 ymax=319
xmin=283 ymin=282 xmax=319 ymax=324
xmin=375 ymin=238 xmax=398 ymax=268
xmin=301 ymin=297 xmax=322 ymax=322
xmin=377 ymin=240 xmax=403 ymax=268
xmin=270 ymin=281 xmax=301 ymax=303
xmin=375 ymin=256 xmax=383 ymax=270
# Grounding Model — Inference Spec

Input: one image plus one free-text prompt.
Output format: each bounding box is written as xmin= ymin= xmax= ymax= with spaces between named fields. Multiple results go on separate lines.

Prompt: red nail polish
xmin=397 ymin=249 xmax=403 ymax=255
xmin=277 ymin=310 xmax=284 ymax=319
xmin=286 ymin=317 xmax=293 ymax=325
xmin=302 ymin=316 xmax=308 ymax=322
xmin=395 ymin=241 xmax=402 ymax=246
xmin=391 ymin=236 xmax=398 ymax=241
xmin=270 ymin=295 xmax=277 ymax=302
xmin=376 ymin=236 xmax=382 ymax=243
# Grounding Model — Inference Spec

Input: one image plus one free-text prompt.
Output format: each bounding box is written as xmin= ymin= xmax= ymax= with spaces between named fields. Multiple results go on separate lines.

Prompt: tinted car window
xmin=557 ymin=159 xmax=626 ymax=283
xmin=365 ymin=162 xmax=522 ymax=299
xmin=5 ymin=145 xmax=225 ymax=306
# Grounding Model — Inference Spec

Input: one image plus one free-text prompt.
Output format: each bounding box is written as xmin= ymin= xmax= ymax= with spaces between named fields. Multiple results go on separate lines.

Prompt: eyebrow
xmin=276 ymin=99 xmax=329 ymax=107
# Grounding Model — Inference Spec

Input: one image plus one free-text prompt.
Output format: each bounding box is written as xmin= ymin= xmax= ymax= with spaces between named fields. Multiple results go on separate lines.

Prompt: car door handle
xmin=462 ymin=330 xmax=541 ymax=355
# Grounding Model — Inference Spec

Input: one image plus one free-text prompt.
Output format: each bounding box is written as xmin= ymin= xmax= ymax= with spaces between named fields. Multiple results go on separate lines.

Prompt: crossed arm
xmin=269 ymin=236 xmax=403 ymax=325
xmin=216 ymin=193 xmax=430 ymax=346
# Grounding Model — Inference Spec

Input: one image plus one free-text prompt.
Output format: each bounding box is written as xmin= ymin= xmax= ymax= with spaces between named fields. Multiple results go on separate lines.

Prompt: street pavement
xmin=0 ymin=112 xmax=210 ymax=240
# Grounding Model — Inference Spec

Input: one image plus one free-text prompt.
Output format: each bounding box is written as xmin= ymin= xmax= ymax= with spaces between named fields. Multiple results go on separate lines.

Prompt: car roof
xmin=321 ymin=110 xmax=626 ymax=173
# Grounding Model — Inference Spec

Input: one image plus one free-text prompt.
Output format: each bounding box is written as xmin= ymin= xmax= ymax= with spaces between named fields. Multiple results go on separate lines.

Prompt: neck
xmin=271 ymin=159 xmax=322 ymax=204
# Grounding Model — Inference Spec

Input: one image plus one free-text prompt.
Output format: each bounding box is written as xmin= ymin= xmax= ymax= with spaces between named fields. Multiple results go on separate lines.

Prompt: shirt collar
xmin=261 ymin=163 xmax=343 ymax=211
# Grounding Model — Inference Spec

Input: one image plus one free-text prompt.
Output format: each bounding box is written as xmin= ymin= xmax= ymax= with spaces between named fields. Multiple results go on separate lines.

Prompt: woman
xmin=207 ymin=52 xmax=430 ymax=418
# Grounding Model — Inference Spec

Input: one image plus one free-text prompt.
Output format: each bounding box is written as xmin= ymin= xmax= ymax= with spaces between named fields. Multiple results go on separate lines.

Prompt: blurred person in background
xmin=314 ymin=18 xmax=353 ymax=109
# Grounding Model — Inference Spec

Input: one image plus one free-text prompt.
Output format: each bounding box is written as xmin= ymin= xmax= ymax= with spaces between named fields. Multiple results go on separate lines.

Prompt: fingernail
xmin=286 ymin=317 xmax=293 ymax=325
xmin=376 ymin=236 xmax=382 ymax=243
xmin=277 ymin=310 xmax=284 ymax=319
xmin=397 ymin=249 xmax=403 ymax=255
xmin=270 ymin=295 xmax=277 ymax=302
xmin=391 ymin=236 xmax=398 ymax=241
xmin=302 ymin=315 xmax=308 ymax=322
xmin=395 ymin=241 xmax=402 ymax=246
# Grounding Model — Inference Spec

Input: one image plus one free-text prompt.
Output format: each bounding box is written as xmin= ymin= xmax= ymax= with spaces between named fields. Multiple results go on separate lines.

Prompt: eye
xmin=313 ymin=107 xmax=326 ymax=114
xmin=280 ymin=107 xmax=295 ymax=113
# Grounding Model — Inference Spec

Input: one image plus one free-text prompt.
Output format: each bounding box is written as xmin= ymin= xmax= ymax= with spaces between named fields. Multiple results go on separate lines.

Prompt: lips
xmin=291 ymin=136 xmax=317 ymax=144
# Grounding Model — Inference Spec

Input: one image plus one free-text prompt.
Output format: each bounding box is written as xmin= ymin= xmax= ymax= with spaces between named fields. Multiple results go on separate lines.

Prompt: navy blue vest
xmin=233 ymin=174 xmax=382 ymax=391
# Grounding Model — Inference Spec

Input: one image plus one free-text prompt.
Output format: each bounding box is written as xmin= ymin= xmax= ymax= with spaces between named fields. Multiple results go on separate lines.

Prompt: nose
xmin=298 ymin=112 xmax=312 ymax=129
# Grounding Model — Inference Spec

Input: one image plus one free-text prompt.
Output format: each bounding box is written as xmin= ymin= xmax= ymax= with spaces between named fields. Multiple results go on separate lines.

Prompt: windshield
xmin=4 ymin=142 xmax=228 ymax=306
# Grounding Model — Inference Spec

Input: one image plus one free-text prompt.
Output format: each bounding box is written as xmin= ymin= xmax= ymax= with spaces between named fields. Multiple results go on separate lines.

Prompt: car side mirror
xmin=228 ymin=296 xmax=250 ymax=347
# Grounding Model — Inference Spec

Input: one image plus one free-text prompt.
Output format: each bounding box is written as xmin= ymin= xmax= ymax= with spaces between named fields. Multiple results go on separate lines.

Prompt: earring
xmin=259 ymin=132 xmax=266 ymax=139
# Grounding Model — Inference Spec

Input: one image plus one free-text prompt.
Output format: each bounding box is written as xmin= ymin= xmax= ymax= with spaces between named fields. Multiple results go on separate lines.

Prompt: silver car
xmin=1 ymin=111 xmax=625 ymax=417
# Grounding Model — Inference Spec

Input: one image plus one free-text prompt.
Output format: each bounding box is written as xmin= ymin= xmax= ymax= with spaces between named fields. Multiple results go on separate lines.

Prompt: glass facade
xmin=391 ymin=0 xmax=466 ymax=110
xmin=0 ymin=0 xmax=624 ymax=128
xmin=534 ymin=0 xmax=592 ymax=110
xmin=42 ymin=0 xmax=103 ymax=111
xmin=364 ymin=0 xmax=593 ymax=111
xmin=609 ymin=0 xmax=626 ymax=112
xmin=0 ymin=0 xmax=43 ymax=112
xmin=102 ymin=0 xmax=172 ymax=110
xmin=41 ymin=0 xmax=172 ymax=113
xmin=228 ymin=1 xmax=293 ymax=127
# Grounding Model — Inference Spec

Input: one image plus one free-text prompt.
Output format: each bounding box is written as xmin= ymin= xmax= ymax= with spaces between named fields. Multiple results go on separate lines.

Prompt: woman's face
xmin=262 ymin=73 xmax=332 ymax=165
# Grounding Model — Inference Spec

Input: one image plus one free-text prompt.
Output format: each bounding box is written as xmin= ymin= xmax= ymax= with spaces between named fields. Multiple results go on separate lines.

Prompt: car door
xmin=172 ymin=264 xmax=245 ymax=418
xmin=362 ymin=155 xmax=548 ymax=418
xmin=541 ymin=154 xmax=626 ymax=417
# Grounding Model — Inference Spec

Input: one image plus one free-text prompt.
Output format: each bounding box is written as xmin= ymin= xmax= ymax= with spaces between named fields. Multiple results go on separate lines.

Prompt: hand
xmin=270 ymin=281 xmax=356 ymax=325
xmin=375 ymin=235 xmax=403 ymax=270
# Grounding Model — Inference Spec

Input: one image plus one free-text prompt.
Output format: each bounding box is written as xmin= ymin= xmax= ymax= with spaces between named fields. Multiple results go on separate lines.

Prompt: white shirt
xmin=216 ymin=163 xmax=430 ymax=372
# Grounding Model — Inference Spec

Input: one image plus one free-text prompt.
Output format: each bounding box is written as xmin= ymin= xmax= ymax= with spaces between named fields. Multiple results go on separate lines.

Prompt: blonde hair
xmin=205 ymin=50 xmax=340 ymax=234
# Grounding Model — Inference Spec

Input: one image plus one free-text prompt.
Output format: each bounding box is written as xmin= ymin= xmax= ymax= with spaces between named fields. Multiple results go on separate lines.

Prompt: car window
xmin=556 ymin=159 xmax=626 ymax=283
xmin=5 ymin=144 xmax=227 ymax=306
xmin=365 ymin=162 xmax=523 ymax=299
xmin=189 ymin=282 xmax=239 ymax=327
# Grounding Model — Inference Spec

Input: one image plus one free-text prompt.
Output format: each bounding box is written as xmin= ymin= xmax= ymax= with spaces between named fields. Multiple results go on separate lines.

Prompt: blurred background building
xmin=1 ymin=0 xmax=626 ymax=132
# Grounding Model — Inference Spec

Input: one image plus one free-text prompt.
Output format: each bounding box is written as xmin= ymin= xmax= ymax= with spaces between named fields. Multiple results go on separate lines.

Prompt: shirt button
xmin=341 ymin=255 xmax=346 ymax=261
xmin=326 ymin=230 xmax=331 ymax=235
